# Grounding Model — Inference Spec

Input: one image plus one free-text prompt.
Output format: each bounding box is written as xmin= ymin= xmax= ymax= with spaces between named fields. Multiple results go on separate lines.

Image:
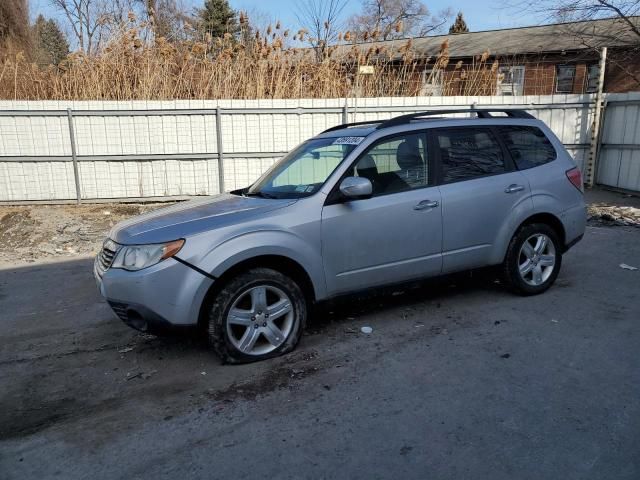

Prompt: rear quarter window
xmin=497 ymin=125 xmax=557 ymax=170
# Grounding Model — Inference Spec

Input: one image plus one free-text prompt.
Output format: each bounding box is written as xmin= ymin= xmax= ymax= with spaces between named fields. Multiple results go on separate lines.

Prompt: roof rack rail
xmin=321 ymin=120 xmax=384 ymax=134
xmin=375 ymin=108 xmax=534 ymax=129
xmin=320 ymin=108 xmax=535 ymax=135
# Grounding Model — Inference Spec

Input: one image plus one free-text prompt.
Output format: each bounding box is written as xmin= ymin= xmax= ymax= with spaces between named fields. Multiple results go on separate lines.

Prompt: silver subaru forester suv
xmin=95 ymin=109 xmax=586 ymax=363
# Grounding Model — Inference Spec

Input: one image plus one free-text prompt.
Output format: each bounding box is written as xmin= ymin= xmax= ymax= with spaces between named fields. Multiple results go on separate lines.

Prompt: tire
xmin=207 ymin=268 xmax=307 ymax=364
xmin=502 ymin=223 xmax=563 ymax=296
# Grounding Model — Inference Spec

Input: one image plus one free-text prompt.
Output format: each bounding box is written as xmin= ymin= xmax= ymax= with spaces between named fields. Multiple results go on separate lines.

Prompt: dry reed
xmin=0 ymin=18 xmax=502 ymax=100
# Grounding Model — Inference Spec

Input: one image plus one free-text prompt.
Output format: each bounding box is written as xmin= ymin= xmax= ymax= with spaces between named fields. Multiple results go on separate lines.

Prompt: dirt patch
xmin=0 ymin=202 xmax=177 ymax=265
xmin=209 ymin=350 xmax=323 ymax=403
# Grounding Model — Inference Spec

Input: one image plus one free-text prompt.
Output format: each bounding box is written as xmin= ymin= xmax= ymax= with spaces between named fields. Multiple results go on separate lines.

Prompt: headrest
xmin=357 ymin=154 xmax=377 ymax=172
xmin=396 ymin=141 xmax=423 ymax=170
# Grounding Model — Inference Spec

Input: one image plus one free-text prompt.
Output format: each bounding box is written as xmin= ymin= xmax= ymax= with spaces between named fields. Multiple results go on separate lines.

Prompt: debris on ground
xmin=118 ymin=346 xmax=134 ymax=354
xmin=0 ymin=203 xmax=176 ymax=265
xmin=588 ymin=204 xmax=640 ymax=227
xmin=126 ymin=370 xmax=157 ymax=381
xmin=619 ymin=263 xmax=638 ymax=271
xmin=360 ymin=326 xmax=373 ymax=334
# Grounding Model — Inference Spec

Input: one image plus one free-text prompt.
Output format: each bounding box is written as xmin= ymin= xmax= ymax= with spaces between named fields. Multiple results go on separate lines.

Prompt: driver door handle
xmin=505 ymin=184 xmax=525 ymax=194
xmin=414 ymin=200 xmax=439 ymax=210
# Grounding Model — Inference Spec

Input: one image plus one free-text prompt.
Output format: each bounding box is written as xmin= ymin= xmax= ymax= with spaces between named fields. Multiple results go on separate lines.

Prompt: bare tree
xmin=296 ymin=0 xmax=349 ymax=60
xmin=519 ymin=0 xmax=640 ymax=86
xmin=0 ymin=0 xmax=30 ymax=51
xmin=50 ymin=0 xmax=110 ymax=54
xmin=529 ymin=0 xmax=639 ymax=31
xmin=346 ymin=0 xmax=452 ymax=41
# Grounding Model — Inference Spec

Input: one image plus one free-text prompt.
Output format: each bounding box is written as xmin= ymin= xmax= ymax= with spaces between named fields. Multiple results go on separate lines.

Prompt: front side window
xmin=353 ymin=132 xmax=428 ymax=196
xmin=248 ymin=137 xmax=359 ymax=198
xmin=556 ymin=65 xmax=576 ymax=93
xmin=436 ymin=128 xmax=505 ymax=183
xmin=497 ymin=126 xmax=556 ymax=170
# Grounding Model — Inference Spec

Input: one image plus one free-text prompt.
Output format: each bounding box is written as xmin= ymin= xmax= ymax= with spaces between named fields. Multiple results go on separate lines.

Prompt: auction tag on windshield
xmin=332 ymin=136 xmax=365 ymax=145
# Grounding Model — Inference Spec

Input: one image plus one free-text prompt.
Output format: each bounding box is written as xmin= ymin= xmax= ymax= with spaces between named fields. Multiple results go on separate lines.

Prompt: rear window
xmin=497 ymin=126 xmax=557 ymax=170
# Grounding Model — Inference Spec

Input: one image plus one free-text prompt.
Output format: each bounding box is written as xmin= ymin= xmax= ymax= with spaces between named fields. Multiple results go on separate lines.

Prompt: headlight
xmin=111 ymin=239 xmax=185 ymax=271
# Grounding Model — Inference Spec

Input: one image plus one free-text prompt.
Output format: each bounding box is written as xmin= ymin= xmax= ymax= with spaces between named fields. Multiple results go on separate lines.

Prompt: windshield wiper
xmin=244 ymin=191 xmax=278 ymax=199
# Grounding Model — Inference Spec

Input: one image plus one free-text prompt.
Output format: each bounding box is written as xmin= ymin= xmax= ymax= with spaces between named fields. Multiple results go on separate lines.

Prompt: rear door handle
xmin=505 ymin=184 xmax=525 ymax=194
xmin=414 ymin=200 xmax=439 ymax=210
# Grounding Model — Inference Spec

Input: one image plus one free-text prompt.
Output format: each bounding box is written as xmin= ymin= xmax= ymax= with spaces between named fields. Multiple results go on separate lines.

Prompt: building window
xmin=586 ymin=64 xmax=600 ymax=93
xmin=556 ymin=65 xmax=576 ymax=93
xmin=420 ymin=69 xmax=443 ymax=96
xmin=497 ymin=66 xmax=525 ymax=96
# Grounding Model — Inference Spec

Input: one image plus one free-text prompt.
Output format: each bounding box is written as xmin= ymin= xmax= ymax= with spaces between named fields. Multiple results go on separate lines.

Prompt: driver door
xmin=321 ymin=132 xmax=443 ymax=296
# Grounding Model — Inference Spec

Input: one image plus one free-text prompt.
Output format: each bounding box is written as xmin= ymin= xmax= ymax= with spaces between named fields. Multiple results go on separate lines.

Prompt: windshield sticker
xmin=332 ymin=136 xmax=365 ymax=145
xmin=295 ymin=185 xmax=308 ymax=193
xmin=306 ymin=185 xmax=315 ymax=193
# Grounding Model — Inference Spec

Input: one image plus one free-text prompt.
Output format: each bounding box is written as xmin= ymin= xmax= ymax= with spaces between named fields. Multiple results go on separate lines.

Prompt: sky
xmin=30 ymin=0 xmax=546 ymax=39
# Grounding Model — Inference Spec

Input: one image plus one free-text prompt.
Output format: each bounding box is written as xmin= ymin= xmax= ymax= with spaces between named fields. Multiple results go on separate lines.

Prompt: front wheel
xmin=502 ymin=223 xmax=562 ymax=296
xmin=207 ymin=268 xmax=307 ymax=363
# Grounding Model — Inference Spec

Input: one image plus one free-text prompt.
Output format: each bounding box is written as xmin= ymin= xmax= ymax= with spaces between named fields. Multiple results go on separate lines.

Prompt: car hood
xmin=109 ymin=194 xmax=296 ymax=244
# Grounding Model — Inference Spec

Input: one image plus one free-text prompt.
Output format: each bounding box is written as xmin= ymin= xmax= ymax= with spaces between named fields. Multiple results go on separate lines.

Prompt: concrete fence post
xmin=216 ymin=106 xmax=225 ymax=194
xmin=586 ymin=46 xmax=607 ymax=187
xmin=66 ymin=108 xmax=82 ymax=204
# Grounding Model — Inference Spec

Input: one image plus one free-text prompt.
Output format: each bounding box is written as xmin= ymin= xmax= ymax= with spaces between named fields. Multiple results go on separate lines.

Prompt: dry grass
xmin=0 ymin=18 xmax=501 ymax=100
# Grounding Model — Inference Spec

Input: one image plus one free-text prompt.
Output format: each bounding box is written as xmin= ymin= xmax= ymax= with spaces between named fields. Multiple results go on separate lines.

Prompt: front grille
xmin=95 ymin=239 xmax=119 ymax=277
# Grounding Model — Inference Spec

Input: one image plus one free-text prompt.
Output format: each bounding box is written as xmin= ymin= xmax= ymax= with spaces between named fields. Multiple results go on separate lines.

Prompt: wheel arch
xmin=516 ymin=212 xmax=566 ymax=248
xmin=198 ymin=254 xmax=316 ymax=328
xmin=498 ymin=212 xmax=567 ymax=264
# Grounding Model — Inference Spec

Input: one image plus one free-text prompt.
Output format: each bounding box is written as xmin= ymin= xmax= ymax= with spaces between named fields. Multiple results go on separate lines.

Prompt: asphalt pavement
xmin=0 ymin=225 xmax=638 ymax=479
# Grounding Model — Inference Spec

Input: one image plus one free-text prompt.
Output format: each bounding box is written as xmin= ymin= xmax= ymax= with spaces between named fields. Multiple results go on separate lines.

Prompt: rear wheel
xmin=502 ymin=223 xmax=562 ymax=295
xmin=207 ymin=268 xmax=307 ymax=363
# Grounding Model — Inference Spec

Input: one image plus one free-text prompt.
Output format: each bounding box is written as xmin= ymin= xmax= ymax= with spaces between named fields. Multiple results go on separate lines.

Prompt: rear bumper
xmin=94 ymin=256 xmax=214 ymax=329
xmin=561 ymin=203 xmax=587 ymax=251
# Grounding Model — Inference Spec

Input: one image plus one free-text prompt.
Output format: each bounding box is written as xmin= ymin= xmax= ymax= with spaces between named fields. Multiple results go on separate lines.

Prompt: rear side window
xmin=498 ymin=126 xmax=556 ymax=170
xmin=436 ymin=128 xmax=505 ymax=183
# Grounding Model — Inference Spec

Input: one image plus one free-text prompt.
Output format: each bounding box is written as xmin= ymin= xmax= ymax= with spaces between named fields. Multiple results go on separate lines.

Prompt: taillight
xmin=566 ymin=167 xmax=584 ymax=193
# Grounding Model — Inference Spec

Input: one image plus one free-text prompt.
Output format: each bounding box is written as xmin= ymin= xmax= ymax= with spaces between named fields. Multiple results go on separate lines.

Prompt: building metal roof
xmin=333 ymin=16 xmax=640 ymax=60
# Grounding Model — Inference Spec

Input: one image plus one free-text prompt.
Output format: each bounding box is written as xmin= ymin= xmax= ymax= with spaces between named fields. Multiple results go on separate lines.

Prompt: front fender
xmin=196 ymin=229 xmax=327 ymax=301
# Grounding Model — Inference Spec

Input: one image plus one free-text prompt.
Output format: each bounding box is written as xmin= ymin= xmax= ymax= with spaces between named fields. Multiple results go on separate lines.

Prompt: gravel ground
xmin=0 ymin=203 xmax=172 ymax=265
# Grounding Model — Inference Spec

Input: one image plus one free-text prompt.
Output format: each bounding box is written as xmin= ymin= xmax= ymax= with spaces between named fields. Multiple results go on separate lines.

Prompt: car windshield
xmin=245 ymin=137 xmax=360 ymax=199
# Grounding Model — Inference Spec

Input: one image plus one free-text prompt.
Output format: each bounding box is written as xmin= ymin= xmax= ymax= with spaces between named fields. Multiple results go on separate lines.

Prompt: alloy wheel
xmin=226 ymin=285 xmax=294 ymax=356
xmin=518 ymin=233 xmax=556 ymax=286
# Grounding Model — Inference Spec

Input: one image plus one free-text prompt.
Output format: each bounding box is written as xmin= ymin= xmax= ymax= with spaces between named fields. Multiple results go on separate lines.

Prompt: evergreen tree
xmin=32 ymin=15 xmax=69 ymax=65
xmin=449 ymin=12 xmax=469 ymax=34
xmin=199 ymin=0 xmax=237 ymax=39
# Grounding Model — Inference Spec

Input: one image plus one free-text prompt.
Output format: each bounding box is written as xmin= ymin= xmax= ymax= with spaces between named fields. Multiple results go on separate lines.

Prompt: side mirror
xmin=339 ymin=176 xmax=372 ymax=199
